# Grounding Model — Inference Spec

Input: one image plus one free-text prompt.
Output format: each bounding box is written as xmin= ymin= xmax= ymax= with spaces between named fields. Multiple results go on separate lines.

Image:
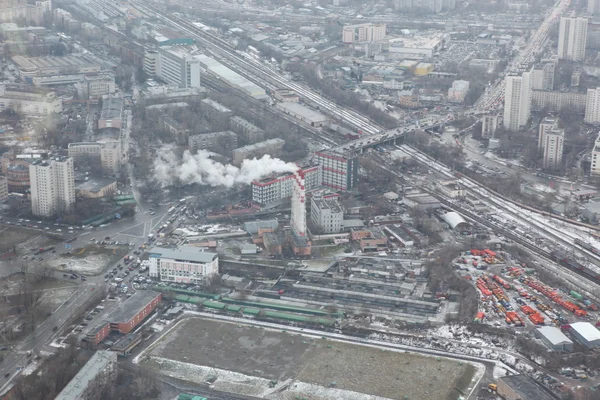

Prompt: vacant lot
xmin=0 ymin=226 xmax=61 ymax=253
xmin=48 ymin=244 xmax=129 ymax=275
xmin=147 ymin=317 xmax=474 ymax=400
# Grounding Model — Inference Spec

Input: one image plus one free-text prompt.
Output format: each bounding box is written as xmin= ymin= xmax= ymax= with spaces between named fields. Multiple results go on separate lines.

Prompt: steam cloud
xmin=153 ymin=149 xmax=298 ymax=188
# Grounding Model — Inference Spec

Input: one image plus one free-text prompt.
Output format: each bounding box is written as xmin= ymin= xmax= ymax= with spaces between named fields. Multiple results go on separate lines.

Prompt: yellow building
xmin=414 ymin=62 xmax=433 ymax=76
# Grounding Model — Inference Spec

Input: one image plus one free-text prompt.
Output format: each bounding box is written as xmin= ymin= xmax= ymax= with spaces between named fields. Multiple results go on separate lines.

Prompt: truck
xmin=570 ymin=291 xmax=584 ymax=301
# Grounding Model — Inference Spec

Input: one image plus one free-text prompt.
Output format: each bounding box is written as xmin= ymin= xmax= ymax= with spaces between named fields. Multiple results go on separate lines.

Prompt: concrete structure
xmin=156 ymin=46 xmax=202 ymax=88
xmin=387 ymin=35 xmax=445 ymax=58
xmin=55 ymin=351 xmax=118 ymax=400
xmin=229 ymin=116 xmax=265 ymax=144
xmin=569 ymin=322 xmax=600 ymax=348
xmin=532 ymin=90 xmax=586 ymax=114
xmin=383 ymin=225 xmax=415 ymax=247
xmin=76 ymin=178 xmax=117 ymax=199
xmin=189 ymin=131 xmax=238 ymax=155
xmin=201 ymin=98 xmax=233 ymax=130
xmin=276 ymin=102 xmax=329 ymax=127
xmin=67 ymin=141 xmax=122 ymax=175
xmin=310 ymin=194 xmax=343 ymax=233
xmin=531 ymin=60 xmax=556 ymax=91
xmin=244 ymin=220 xmax=278 ymax=235
xmin=11 ymin=54 xmax=100 ymax=81
xmin=232 ymin=138 xmax=285 ymax=167
xmin=148 ymin=247 xmax=219 ymax=283
xmin=497 ymin=374 xmax=560 ymax=400
xmin=159 ymin=115 xmax=189 ymax=145
xmin=538 ymin=117 xmax=564 ymax=170
xmin=447 ymin=80 xmax=469 ymax=103
xmin=535 ymin=326 xmax=573 ymax=351
xmin=251 ymin=165 xmax=321 ymax=204
xmin=0 ymin=151 xmax=41 ymax=193
xmin=342 ymin=23 xmax=386 ymax=43
xmin=110 ymin=333 xmax=142 ymax=356
xmin=591 ymin=134 xmax=600 ymax=177
xmin=481 ymin=114 xmax=498 ymax=139
xmin=263 ymin=232 xmax=283 ymax=256
xmin=0 ymin=176 xmax=8 ymax=202
xmin=143 ymin=50 xmax=159 ymax=76
xmin=314 ymin=150 xmax=359 ymax=192
xmin=75 ymin=73 xmax=116 ymax=98
xmin=291 ymin=170 xmax=307 ymax=238
xmin=441 ymin=211 xmax=469 ymax=231
xmin=558 ymin=16 xmax=588 ymax=61
xmin=504 ymin=72 xmax=532 ymax=131
xmin=0 ymin=0 xmax=51 ymax=26
xmin=436 ymin=180 xmax=465 ymax=198
xmin=585 ymin=87 xmax=600 ymax=124
xmin=0 ymin=84 xmax=62 ymax=116
xmin=98 ymin=96 xmax=123 ymax=130
xmin=30 ymin=156 xmax=75 ymax=217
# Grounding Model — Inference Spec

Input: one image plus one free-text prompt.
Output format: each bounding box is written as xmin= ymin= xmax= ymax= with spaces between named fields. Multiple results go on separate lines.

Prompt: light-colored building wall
xmin=558 ymin=16 xmax=588 ymax=61
xmin=68 ymin=141 xmax=121 ymax=175
xmin=0 ymin=84 xmax=62 ymax=116
xmin=310 ymin=195 xmax=343 ymax=233
xmin=0 ymin=176 xmax=8 ymax=202
xmin=585 ymin=87 xmax=600 ymax=124
xmin=30 ymin=156 xmax=75 ymax=217
xmin=538 ymin=117 xmax=564 ymax=170
xmin=504 ymin=71 xmax=532 ymax=131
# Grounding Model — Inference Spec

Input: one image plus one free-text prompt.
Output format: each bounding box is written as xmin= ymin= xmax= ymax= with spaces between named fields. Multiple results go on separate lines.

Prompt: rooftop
xmin=107 ymin=290 xmax=161 ymax=324
xmin=499 ymin=374 xmax=560 ymax=400
xmin=148 ymin=246 xmax=218 ymax=263
xmin=11 ymin=55 xmax=99 ymax=72
xmin=99 ymin=96 xmax=123 ymax=121
xmin=244 ymin=219 xmax=278 ymax=234
xmin=277 ymin=102 xmax=328 ymax=123
xmin=201 ymin=98 xmax=232 ymax=113
xmin=570 ymin=322 xmax=600 ymax=342
xmin=111 ymin=333 xmax=141 ymax=351
xmin=76 ymin=178 xmax=116 ymax=193
xmin=537 ymin=326 xmax=573 ymax=346
xmin=312 ymin=196 xmax=343 ymax=214
xmin=54 ymin=351 xmax=116 ymax=400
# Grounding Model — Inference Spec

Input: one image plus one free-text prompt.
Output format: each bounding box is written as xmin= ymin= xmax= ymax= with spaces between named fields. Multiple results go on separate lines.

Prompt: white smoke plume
xmin=153 ymin=149 xmax=298 ymax=188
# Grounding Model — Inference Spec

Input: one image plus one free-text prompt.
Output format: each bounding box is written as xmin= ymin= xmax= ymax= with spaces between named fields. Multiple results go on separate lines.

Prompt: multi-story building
xmin=0 ymin=0 xmax=52 ymax=26
xmin=314 ymin=150 xmax=359 ymax=192
xmin=585 ymin=87 xmax=600 ymax=124
xmin=201 ymin=98 xmax=233 ymax=130
xmin=232 ymin=138 xmax=285 ymax=167
xmin=75 ymin=73 xmax=116 ymax=99
xmin=11 ymin=54 xmax=101 ymax=82
xmin=393 ymin=0 xmax=454 ymax=13
xmin=67 ymin=141 xmax=122 ymax=175
xmin=504 ymin=71 xmax=532 ymax=131
xmin=98 ymin=95 xmax=123 ymax=130
xmin=447 ymin=80 xmax=469 ymax=103
xmin=188 ymin=131 xmax=238 ymax=155
xmin=558 ymin=16 xmax=588 ymax=61
xmin=342 ymin=23 xmax=386 ymax=43
xmin=148 ymin=247 xmax=218 ymax=283
xmin=30 ymin=156 xmax=75 ymax=217
xmin=538 ymin=117 xmax=564 ymax=170
xmin=159 ymin=115 xmax=189 ymax=145
xmin=155 ymin=46 xmax=201 ymax=88
xmin=143 ymin=50 xmax=158 ymax=76
xmin=310 ymin=194 xmax=343 ymax=233
xmin=0 ymin=84 xmax=62 ymax=116
xmin=0 ymin=151 xmax=43 ymax=193
xmin=252 ymin=165 xmax=321 ymax=204
xmin=229 ymin=116 xmax=265 ymax=144
xmin=55 ymin=351 xmax=118 ymax=400
xmin=531 ymin=59 xmax=556 ymax=91
xmin=481 ymin=114 xmax=498 ymax=139
xmin=532 ymin=90 xmax=587 ymax=113
xmin=0 ymin=175 xmax=8 ymax=202
xmin=589 ymin=0 xmax=600 ymax=14
xmin=590 ymin=134 xmax=600 ymax=177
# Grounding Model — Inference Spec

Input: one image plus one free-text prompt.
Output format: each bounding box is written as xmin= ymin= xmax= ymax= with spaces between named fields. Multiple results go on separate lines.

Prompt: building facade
xmin=0 ymin=175 xmax=8 ymax=202
xmin=156 ymin=46 xmax=201 ymax=88
xmin=537 ymin=117 xmax=564 ymax=170
xmin=0 ymin=84 xmax=62 ymax=116
xmin=531 ymin=60 xmax=556 ymax=91
xmin=55 ymin=351 xmax=118 ymax=400
xmin=229 ymin=116 xmax=265 ymax=144
xmin=148 ymin=247 xmax=219 ymax=283
xmin=232 ymin=138 xmax=285 ymax=167
xmin=558 ymin=16 xmax=588 ymax=61
xmin=532 ymin=90 xmax=587 ymax=113
xmin=251 ymin=165 xmax=321 ymax=204
xmin=481 ymin=114 xmax=498 ymax=139
xmin=504 ymin=72 xmax=532 ymax=131
xmin=590 ymin=134 xmax=600 ymax=177
xmin=200 ymin=98 xmax=233 ymax=130
xmin=67 ymin=141 xmax=122 ymax=175
xmin=310 ymin=194 xmax=343 ymax=233
xmin=98 ymin=96 xmax=123 ymax=129
xmin=342 ymin=23 xmax=386 ymax=43
xmin=188 ymin=131 xmax=238 ymax=155
xmin=314 ymin=150 xmax=359 ymax=192
xmin=30 ymin=156 xmax=75 ymax=217
xmin=447 ymin=80 xmax=469 ymax=103
xmin=585 ymin=87 xmax=600 ymax=124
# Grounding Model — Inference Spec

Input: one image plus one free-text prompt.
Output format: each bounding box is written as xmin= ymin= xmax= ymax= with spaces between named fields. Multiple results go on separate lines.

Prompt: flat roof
xmin=107 ymin=290 xmax=161 ymax=324
xmin=277 ymin=102 xmax=328 ymax=123
xmin=55 ymin=351 xmax=117 ymax=400
xmin=537 ymin=326 xmax=573 ymax=346
xmin=312 ymin=197 xmax=343 ymax=213
xmin=11 ymin=55 xmax=99 ymax=71
xmin=100 ymin=96 xmax=123 ymax=120
xmin=201 ymin=98 xmax=231 ymax=113
xmin=244 ymin=219 xmax=278 ymax=234
xmin=111 ymin=333 xmax=142 ymax=351
xmin=499 ymin=374 xmax=560 ymax=400
xmin=148 ymin=246 xmax=218 ymax=263
xmin=570 ymin=322 xmax=600 ymax=342
xmin=76 ymin=178 xmax=116 ymax=193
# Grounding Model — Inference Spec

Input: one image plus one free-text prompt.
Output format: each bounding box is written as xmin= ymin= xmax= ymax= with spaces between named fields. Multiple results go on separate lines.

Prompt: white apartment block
xmin=0 ymin=84 xmax=62 ymax=116
xmin=585 ymin=87 xmax=600 ymax=124
xmin=0 ymin=175 xmax=8 ymax=202
xmin=532 ymin=90 xmax=587 ymax=113
xmin=67 ymin=141 xmax=122 ymax=174
xmin=591 ymin=134 xmax=600 ymax=177
xmin=30 ymin=156 xmax=75 ymax=217
xmin=538 ymin=117 xmax=564 ymax=170
xmin=342 ymin=23 xmax=386 ymax=43
xmin=531 ymin=60 xmax=555 ymax=91
xmin=504 ymin=72 xmax=532 ymax=131
xmin=558 ymin=16 xmax=588 ymax=61
xmin=252 ymin=165 xmax=321 ymax=204
xmin=447 ymin=80 xmax=469 ymax=103
xmin=148 ymin=247 xmax=218 ymax=284
xmin=590 ymin=0 xmax=600 ymax=14
xmin=310 ymin=194 xmax=343 ymax=234
xmin=156 ymin=46 xmax=201 ymax=88
xmin=481 ymin=114 xmax=498 ymax=139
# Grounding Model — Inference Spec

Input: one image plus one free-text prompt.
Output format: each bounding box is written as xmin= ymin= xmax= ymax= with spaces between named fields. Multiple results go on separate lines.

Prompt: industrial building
xmin=387 ymin=35 xmax=445 ymax=57
xmin=558 ymin=16 xmax=588 ymax=61
xmin=67 ymin=141 xmax=122 ymax=175
xmin=436 ymin=180 xmax=465 ymax=198
xmin=75 ymin=73 xmax=116 ymax=98
xmin=98 ymin=96 xmax=124 ymax=130
xmin=497 ymin=374 xmax=560 ymax=400
xmin=441 ymin=211 xmax=469 ymax=231
xmin=342 ymin=23 xmax=386 ymax=43
xmin=251 ymin=164 xmax=321 ymax=204
xmin=537 ymin=117 xmax=564 ymax=170
xmin=110 ymin=333 xmax=142 ymax=356
xmin=0 ymin=151 xmax=39 ymax=193
xmin=383 ymin=225 xmax=414 ymax=247
xmin=288 ymin=169 xmax=311 ymax=256
xmin=232 ymin=138 xmax=285 ymax=167
xmin=314 ymin=150 xmax=358 ymax=192
xmin=276 ymin=102 xmax=329 ymax=127
xmin=55 ymin=351 xmax=118 ymax=400
xmin=30 ymin=156 xmax=75 ymax=217
xmin=0 ymin=84 xmax=62 ymax=116
xmin=585 ymin=87 xmax=600 ymax=125
xmin=229 ymin=116 xmax=265 ymax=144
xmin=504 ymin=71 xmax=532 ymax=131
xmin=148 ymin=247 xmax=219 ymax=283
xmin=201 ymin=98 xmax=233 ymax=130
xmin=535 ymin=326 xmax=573 ymax=352
xmin=11 ymin=54 xmax=101 ymax=81
xmin=310 ymin=194 xmax=343 ymax=233
xmin=568 ymin=322 xmax=600 ymax=348
xmin=188 ymin=131 xmax=238 ymax=155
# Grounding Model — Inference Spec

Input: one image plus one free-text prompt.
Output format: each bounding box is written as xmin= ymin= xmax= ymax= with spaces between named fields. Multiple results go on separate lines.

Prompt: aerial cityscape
xmin=3 ymin=0 xmax=600 ymax=399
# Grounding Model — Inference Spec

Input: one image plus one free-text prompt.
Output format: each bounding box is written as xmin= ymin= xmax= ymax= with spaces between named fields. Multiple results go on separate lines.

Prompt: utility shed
xmin=569 ymin=322 xmax=600 ymax=348
xmin=497 ymin=374 xmax=560 ymax=400
xmin=535 ymin=326 xmax=573 ymax=351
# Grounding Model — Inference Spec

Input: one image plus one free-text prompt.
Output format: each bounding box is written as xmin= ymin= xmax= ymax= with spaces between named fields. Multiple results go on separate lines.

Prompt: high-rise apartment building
xmin=156 ymin=47 xmax=201 ymax=88
xmin=585 ymin=87 xmax=600 ymax=124
xmin=314 ymin=150 xmax=358 ymax=191
xmin=481 ymin=114 xmax=498 ymax=139
xmin=589 ymin=0 xmax=600 ymax=14
xmin=590 ymin=134 xmax=600 ymax=176
xmin=30 ymin=156 xmax=75 ymax=217
xmin=531 ymin=60 xmax=556 ymax=91
xmin=558 ymin=16 xmax=588 ymax=61
xmin=342 ymin=23 xmax=386 ymax=43
xmin=538 ymin=117 xmax=564 ymax=170
xmin=504 ymin=72 xmax=532 ymax=131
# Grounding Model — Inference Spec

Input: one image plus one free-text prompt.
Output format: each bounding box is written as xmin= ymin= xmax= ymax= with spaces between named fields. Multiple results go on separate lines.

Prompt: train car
xmin=574 ymin=238 xmax=600 ymax=257
xmin=550 ymin=250 xmax=600 ymax=284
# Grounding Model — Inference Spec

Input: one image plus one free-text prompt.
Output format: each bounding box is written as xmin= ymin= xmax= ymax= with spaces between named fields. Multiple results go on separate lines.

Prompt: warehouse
xmin=569 ymin=322 xmax=600 ymax=348
xmin=535 ymin=326 xmax=573 ymax=351
xmin=276 ymin=102 xmax=329 ymax=127
xmin=441 ymin=211 xmax=469 ymax=231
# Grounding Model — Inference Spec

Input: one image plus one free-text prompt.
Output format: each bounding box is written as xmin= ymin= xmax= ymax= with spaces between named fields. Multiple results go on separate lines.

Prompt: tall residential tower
xmin=504 ymin=71 xmax=532 ymax=131
xmin=30 ymin=156 xmax=75 ymax=217
xmin=558 ymin=16 xmax=588 ymax=61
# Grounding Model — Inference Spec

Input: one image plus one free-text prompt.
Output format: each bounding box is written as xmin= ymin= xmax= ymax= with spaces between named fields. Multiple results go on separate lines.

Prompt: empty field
xmin=147 ymin=317 xmax=474 ymax=400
